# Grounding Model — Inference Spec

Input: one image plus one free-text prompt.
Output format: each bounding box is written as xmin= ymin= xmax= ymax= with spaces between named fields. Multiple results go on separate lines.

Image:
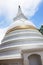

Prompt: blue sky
xmin=31 ymin=2 xmax=43 ymax=28
xmin=0 ymin=0 xmax=43 ymax=44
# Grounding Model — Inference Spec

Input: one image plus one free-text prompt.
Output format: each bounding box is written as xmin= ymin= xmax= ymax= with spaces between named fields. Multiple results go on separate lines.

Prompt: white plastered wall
xmin=22 ymin=51 xmax=43 ymax=65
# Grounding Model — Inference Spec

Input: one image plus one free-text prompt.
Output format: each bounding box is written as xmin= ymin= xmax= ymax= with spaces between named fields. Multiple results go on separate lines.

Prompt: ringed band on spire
xmin=6 ymin=25 xmax=37 ymax=34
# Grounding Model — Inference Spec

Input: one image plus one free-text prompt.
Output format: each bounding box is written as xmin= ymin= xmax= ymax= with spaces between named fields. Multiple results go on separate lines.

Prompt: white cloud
xmin=20 ymin=0 xmax=42 ymax=17
xmin=0 ymin=0 xmax=42 ymax=19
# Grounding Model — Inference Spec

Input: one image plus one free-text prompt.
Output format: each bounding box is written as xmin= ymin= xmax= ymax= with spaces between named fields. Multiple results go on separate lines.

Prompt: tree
xmin=39 ymin=25 xmax=43 ymax=35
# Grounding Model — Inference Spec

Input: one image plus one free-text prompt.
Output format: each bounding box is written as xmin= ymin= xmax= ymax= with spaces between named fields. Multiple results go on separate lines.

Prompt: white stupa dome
xmin=0 ymin=5 xmax=43 ymax=61
xmin=1 ymin=5 xmax=43 ymax=44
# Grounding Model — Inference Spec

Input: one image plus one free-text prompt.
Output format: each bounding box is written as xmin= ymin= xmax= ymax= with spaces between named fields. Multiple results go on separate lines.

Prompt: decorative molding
xmin=6 ymin=25 xmax=37 ymax=34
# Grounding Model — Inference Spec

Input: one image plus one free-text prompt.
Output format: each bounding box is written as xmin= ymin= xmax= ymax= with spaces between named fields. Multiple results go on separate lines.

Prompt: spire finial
xmin=19 ymin=5 xmax=20 ymax=8
xmin=17 ymin=5 xmax=22 ymax=15
xmin=13 ymin=5 xmax=27 ymax=20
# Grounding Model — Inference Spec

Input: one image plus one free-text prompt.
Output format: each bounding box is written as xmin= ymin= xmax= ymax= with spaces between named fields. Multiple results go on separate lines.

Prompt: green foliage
xmin=39 ymin=25 xmax=43 ymax=35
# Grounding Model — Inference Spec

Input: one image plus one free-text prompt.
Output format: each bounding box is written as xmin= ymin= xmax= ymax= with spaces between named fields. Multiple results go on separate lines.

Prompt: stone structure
xmin=0 ymin=6 xmax=43 ymax=65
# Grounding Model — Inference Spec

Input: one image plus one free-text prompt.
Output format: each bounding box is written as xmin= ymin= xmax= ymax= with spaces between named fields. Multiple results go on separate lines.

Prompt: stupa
xmin=0 ymin=5 xmax=43 ymax=65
